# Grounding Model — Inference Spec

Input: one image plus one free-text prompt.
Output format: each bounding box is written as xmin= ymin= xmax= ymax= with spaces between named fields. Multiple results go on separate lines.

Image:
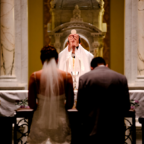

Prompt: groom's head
xmin=91 ymin=57 xmax=106 ymax=70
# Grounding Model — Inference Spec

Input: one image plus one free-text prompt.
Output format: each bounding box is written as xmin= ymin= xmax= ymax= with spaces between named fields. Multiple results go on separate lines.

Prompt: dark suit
xmin=76 ymin=66 xmax=130 ymax=144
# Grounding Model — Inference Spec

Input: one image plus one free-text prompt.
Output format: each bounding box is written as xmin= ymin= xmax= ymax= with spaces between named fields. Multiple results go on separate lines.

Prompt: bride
xmin=28 ymin=45 xmax=74 ymax=144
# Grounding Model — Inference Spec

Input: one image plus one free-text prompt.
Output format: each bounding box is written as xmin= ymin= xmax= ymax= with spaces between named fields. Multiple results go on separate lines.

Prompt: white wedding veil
xmin=37 ymin=58 xmax=65 ymax=130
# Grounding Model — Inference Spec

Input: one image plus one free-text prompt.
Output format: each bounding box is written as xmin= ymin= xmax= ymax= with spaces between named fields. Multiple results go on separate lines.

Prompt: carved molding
xmin=53 ymin=21 xmax=103 ymax=34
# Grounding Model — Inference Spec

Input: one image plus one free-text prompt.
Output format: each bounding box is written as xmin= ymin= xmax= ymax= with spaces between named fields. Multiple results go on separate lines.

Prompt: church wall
xmin=110 ymin=0 xmax=124 ymax=74
xmin=28 ymin=0 xmax=43 ymax=79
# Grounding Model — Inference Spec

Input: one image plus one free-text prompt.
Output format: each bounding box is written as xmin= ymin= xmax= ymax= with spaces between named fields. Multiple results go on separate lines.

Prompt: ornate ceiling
xmin=54 ymin=0 xmax=100 ymax=10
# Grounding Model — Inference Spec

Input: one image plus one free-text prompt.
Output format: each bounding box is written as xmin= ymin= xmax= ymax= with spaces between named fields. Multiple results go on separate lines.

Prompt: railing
xmin=139 ymin=118 xmax=144 ymax=144
xmin=0 ymin=109 xmax=136 ymax=144
xmin=124 ymin=110 xmax=136 ymax=144
xmin=14 ymin=109 xmax=34 ymax=144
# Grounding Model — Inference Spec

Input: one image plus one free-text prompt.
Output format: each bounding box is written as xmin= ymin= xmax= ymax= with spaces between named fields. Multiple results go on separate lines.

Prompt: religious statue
xmin=71 ymin=5 xmax=83 ymax=22
xmin=58 ymin=30 xmax=94 ymax=89
xmin=73 ymin=5 xmax=81 ymax=19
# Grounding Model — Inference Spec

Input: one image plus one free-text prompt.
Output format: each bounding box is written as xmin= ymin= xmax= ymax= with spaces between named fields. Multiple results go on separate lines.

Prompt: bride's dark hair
xmin=40 ymin=45 xmax=58 ymax=64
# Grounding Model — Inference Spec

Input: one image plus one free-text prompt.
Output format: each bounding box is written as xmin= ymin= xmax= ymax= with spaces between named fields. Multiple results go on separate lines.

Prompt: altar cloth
xmin=0 ymin=90 xmax=144 ymax=117
xmin=0 ymin=90 xmax=28 ymax=117
xmin=129 ymin=90 xmax=144 ymax=118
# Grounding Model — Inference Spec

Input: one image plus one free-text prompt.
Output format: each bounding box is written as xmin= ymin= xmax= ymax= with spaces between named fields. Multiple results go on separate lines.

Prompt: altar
xmin=129 ymin=90 xmax=144 ymax=118
xmin=0 ymin=89 xmax=142 ymax=144
xmin=0 ymin=90 xmax=28 ymax=117
xmin=0 ymin=90 xmax=144 ymax=118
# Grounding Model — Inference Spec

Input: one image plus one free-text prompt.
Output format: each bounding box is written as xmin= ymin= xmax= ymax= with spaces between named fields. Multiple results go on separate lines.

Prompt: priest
xmin=58 ymin=30 xmax=94 ymax=88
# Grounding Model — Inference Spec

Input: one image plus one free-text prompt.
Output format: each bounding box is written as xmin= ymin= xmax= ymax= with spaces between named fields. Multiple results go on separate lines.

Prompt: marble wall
xmin=0 ymin=0 xmax=15 ymax=76
xmin=0 ymin=0 xmax=28 ymax=89
xmin=138 ymin=0 xmax=144 ymax=76
xmin=125 ymin=0 xmax=144 ymax=89
xmin=14 ymin=0 xmax=28 ymax=85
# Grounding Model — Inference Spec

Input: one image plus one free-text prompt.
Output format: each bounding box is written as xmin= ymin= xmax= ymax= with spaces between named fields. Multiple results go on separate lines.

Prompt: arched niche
xmin=48 ymin=21 xmax=105 ymax=56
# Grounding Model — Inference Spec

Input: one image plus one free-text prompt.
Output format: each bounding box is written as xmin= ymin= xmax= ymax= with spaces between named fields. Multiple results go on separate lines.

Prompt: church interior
xmin=0 ymin=0 xmax=144 ymax=143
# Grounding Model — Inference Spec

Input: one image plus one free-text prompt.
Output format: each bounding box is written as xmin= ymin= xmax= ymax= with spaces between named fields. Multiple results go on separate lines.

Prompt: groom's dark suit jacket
xmin=76 ymin=66 xmax=130 ymax=144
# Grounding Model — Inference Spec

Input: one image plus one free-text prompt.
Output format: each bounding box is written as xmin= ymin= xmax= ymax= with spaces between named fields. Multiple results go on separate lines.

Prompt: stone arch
xmin=48 ymin=21 xmax=105 ymax=56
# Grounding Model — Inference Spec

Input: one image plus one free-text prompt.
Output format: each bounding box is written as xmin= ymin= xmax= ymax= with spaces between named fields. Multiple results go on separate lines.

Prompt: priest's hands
xmin=68 ymin=34 xmax=74 ymax=51
xmin=73 ymin=34 xmax=79 ymax=47
xmin=68 ymin=34 xmax=73 ymax=52
xmin=68 ymin=34 xmax=79 ymax=52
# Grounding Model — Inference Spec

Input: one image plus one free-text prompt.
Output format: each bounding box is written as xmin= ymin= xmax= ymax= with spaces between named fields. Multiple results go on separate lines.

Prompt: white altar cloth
xmin=0 ymin=90 xmax=144 ymax=117
xmin=129 ymin=90 xmax=144 ymax=118
xmin=0 ymin=90 xmax=28 ymax=117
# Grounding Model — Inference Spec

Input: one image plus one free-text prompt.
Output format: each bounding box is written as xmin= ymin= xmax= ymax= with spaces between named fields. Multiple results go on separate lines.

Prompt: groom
xmin=58 ymin=32 xmax=94 ymax=80
xmin=76 ymin=57 xmax=130 ymax=144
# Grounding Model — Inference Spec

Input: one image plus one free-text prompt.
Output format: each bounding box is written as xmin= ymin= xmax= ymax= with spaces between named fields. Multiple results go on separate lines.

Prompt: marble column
xmin=137 ymin=0 xmax=144 ymax=76
xmin=124 ymin=0 xmax=144 ymax=88
xmin=0 ymin=0 xmax=15 ymax=76
xmin=14 ymin=0 xmax=28 ymax=87
xmin=0 ymin=0 xmax=28 ymax=89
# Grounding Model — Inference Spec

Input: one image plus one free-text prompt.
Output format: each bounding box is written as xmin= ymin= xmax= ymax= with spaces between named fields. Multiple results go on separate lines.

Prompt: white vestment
xmin=58 ymin=44 xmax=94 ymax=78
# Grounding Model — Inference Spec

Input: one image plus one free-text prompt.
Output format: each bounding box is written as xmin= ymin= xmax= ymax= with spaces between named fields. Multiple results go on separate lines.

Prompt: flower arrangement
xmin=15 ymin=98 xmax=30 ymax=108
xmin=130 ymin=99 xmax=139 ymax=110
